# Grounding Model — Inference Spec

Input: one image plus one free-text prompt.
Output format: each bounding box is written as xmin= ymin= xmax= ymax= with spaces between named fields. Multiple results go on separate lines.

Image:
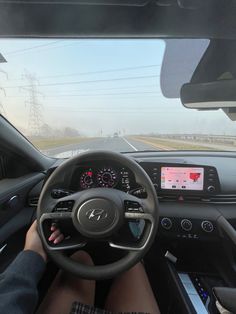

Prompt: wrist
xmin=24 ymin=247 xmax=47 ymax=263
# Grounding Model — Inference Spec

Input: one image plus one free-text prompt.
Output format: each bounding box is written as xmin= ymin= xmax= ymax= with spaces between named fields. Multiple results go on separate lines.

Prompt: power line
xmin=46 ymin=108 xmax=178 ymax=113
xmin=35 ymin=64 xmax=161 ymax=80
xmin=3 ymin=74 xmax=159 ymax=89
xmin=5 ymin=40 xmax=62 ymax=55
xmin=8 ymin=65 xmax=161 ymax=82
xmin=6 ymin=91 xmax=161 ymax=98
xmin=6 ymin=84 xmax=158 ymax=96
xmin=38 ymin=91 xmax=161 ymax=97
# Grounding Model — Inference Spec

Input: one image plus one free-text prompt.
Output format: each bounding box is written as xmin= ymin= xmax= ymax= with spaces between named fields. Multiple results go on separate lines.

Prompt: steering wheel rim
xmin=37 ymin=150 xmax=159 ymax=280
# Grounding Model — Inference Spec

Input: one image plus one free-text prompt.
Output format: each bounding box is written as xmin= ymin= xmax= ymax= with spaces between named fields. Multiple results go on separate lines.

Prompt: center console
xmin=163 ymin=256 xmax=226 ymax=314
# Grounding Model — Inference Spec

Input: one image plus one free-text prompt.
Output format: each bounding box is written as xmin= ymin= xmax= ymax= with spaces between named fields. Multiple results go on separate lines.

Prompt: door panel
xmin=0 ymin=173 xmax=45 ymax=271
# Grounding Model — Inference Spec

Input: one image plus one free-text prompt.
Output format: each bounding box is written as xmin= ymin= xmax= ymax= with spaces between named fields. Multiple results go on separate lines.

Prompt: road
xmin=44 ymin=137 xmax=158 ymax=158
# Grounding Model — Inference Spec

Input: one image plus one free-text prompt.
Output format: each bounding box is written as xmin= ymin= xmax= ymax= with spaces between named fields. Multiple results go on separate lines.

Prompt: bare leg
xmin=105 ymin=262 xmax=160 ymax=314
xmin=37 ymin=251 xmax=95 ymax=314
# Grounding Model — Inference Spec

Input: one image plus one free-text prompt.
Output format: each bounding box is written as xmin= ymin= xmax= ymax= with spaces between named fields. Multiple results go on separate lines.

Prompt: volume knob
xmin=207 ymin=186 xmax=216 ymax=193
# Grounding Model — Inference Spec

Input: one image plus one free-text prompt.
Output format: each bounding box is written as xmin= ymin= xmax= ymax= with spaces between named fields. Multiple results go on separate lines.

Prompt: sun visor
xmin=160 ymin=39 xmax=209 ymax=98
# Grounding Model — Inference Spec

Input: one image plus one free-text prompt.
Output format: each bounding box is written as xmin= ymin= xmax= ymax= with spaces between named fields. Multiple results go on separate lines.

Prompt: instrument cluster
xmin=72 ymin=163 xmax=135 ymax=192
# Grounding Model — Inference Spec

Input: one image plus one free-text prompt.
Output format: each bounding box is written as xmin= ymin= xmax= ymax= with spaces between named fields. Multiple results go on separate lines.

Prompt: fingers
xmin=50 ymin=223 xmax=57 ymax=232
xmin=48 ymin=225 xmax=64 ymax=244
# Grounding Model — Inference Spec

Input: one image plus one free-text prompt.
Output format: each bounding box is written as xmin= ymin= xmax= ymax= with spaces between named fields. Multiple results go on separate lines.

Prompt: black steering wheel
xmin=37 ymin=151 xmax=159 ymax=280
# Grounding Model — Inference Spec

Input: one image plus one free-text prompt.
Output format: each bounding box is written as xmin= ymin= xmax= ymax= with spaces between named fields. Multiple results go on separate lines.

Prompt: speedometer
xmin=97 ymin=167 xmax=118 ymax=188
xmin=80 ymin=170 xmax=94 ymax=189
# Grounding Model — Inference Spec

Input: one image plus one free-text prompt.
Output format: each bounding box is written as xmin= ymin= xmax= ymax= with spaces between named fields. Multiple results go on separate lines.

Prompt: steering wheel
xmin=37 ymin=151 xmax=159 ymax=280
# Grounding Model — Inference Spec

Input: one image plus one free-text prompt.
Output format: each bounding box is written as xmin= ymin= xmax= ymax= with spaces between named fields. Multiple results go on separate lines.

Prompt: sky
xmin=0 ymin=38 xmax=236 ymax=137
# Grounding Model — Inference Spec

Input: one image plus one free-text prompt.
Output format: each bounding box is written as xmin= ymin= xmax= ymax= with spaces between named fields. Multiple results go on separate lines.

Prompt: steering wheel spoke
xmin=109 ymin=209 xmax=154 ymax=252
xmin=124 ymin=211 xmax=153 ymax=222
xmin=40 ymin=212 xmax=73 ymax=221
xmin=44 ymin=238 xmax=86 ymax=251
xmin=39 ymin=212 xmax=86 ymax=251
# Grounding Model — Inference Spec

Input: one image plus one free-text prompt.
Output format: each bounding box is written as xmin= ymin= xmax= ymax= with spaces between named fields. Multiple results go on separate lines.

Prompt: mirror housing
xmin=181 ymin=80 xmax=236 ymax=120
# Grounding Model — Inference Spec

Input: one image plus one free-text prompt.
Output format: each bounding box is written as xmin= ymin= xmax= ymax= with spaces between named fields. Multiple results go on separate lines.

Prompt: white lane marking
xmin=122 ymin=137 xmax=138 ymax=151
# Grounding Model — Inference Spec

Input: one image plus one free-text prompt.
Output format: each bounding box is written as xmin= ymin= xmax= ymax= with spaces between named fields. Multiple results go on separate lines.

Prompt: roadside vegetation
xmin=131 ymin=136 xmax=219 ymax=151
xmin=29 ymin=137 xmax=93 ymax=150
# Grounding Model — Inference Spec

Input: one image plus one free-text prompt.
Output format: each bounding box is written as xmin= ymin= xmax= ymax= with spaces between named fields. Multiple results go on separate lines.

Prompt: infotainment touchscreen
xmin=161 ymin=167 xmax=204 ymax=191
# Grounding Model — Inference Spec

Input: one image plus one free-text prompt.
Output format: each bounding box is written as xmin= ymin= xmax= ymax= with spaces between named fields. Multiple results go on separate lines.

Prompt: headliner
xmin=0 ymin=0 xmax=236 ymax=39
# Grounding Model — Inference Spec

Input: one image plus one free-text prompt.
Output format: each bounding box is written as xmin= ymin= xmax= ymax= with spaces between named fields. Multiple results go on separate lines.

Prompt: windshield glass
xmin=1 ymin=39 xmax=236 ymax=158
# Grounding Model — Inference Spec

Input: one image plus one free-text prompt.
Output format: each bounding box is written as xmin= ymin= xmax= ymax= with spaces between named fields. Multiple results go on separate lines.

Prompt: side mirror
xmin=181 ymin=80 xmax=236 ymax=120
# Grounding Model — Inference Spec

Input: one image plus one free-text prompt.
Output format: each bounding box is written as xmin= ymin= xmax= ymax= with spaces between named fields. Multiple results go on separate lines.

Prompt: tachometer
xmin=97 ymin=167 xmax=118 ymax=188
xmin=80 ymin=169 xmax=94 ymax=189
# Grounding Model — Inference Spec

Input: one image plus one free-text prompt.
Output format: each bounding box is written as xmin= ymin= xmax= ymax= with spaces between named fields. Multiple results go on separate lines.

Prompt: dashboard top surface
xmin=53 ymin=152 xmax=236 ymax=195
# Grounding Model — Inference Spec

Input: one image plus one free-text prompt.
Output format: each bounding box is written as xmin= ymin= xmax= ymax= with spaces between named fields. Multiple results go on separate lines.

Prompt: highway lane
xmin=44 ymin=137 xmax=158 ymax=158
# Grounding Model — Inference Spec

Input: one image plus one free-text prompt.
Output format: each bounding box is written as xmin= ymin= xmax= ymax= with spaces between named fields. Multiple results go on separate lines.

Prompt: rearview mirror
xmin=181 ymin=80 xmax=236 ymax=120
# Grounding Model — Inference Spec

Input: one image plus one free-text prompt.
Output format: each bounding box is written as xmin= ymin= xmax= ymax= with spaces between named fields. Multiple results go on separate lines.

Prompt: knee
xmin=70 ymin=250 xmax=94 ymax=266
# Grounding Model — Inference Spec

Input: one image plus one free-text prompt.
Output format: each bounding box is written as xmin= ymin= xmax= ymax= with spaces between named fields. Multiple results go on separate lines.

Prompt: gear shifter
xmin=213 ymin=287 xmax=235 ymax=314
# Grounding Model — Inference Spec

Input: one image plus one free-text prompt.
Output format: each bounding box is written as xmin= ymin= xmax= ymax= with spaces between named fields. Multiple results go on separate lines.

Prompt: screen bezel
xmin=160 ymin=166 xmax=204 ymax=191
xmin=140 ymin=162 xmax=220 ymax=195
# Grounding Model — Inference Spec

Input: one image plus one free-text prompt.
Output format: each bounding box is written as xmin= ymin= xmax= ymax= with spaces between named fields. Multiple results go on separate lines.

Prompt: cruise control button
xmin=54 ymin=200 xmax=75 ymax=212
xmin=125 ymin=201 xmax=143 ymax=212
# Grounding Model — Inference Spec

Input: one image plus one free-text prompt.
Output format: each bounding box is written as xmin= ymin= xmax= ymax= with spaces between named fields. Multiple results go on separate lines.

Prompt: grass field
xmin=131 ymin=136 xmax=218 ymax=151
xmin=29 ymin=137 xmax=93 ymax=150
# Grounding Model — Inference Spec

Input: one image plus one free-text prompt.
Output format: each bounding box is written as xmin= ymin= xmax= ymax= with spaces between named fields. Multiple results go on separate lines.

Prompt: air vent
xmin=158 ymin=194 xmax=236 ymax=204
xmin=158 ymin=195 xmax=178 ymax=202
xmin=204 ymin=194 xmax=236 ymax=204
xmin=28 ymin=197 xmax=39 ymax=207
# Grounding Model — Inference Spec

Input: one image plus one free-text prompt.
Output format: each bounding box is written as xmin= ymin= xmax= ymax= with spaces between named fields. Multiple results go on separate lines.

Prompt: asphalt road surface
xmin=44 ymin=137 xmax=157 ymax=158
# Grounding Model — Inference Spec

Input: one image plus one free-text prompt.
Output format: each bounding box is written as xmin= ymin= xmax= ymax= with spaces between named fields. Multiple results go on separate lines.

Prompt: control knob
xmin=181 ymin=219 xmax=192 ymax=232
xmin=201 ymin=220 xmax=214 ymax=233
xmin=161 ymin=217 xmax=172 ymax=230
xmin=207 ymin=185 xmax=216 ymax=193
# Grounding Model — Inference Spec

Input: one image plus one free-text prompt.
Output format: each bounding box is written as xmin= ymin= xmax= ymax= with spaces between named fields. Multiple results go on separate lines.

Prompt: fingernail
xmin=53 ymin=239 xmax=58 ymax=244
xmin=48 ymin=236 xmax=53 ymax=241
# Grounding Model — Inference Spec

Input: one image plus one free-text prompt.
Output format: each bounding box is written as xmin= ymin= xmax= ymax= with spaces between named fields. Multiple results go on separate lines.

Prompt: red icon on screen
xmin=189 ymin=173 xmax=201 ymax=182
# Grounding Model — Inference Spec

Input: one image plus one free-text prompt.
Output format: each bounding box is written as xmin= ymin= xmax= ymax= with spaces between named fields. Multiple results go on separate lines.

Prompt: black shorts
xmin=70 ymin=301 xmax=149 ymax=314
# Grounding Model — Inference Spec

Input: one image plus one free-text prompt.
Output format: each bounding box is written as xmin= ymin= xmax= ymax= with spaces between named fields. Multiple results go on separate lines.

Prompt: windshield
xmin=1 ymin=39 xmax=236 ymax=158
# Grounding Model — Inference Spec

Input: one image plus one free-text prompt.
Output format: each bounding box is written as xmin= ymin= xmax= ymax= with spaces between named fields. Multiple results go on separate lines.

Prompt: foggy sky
xmin=0 ymin=39 xmax=236 ymax=137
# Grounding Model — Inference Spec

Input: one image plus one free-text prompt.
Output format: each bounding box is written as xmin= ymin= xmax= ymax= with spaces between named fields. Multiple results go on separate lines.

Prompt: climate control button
xmin=161 ymin=217 xmax=172 ymax=230
xmin=201 ymin=220 xmax=214 ymax=233
xmin=181 ymin=219 xmax=192 ymax=232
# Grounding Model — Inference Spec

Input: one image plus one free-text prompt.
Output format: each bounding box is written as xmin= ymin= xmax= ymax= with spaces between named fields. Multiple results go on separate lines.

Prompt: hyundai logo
xmin=86 ymin=209 xmax=108 ymax=221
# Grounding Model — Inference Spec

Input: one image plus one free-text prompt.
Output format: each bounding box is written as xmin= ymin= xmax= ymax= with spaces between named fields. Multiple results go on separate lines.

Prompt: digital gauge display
xmin=97 ymin=167 xmax=118 ymax=188
xmin=161 ymin=167 xmax=204 ymax=191
xmin=80 ymin=170 xmax=94 ymax=189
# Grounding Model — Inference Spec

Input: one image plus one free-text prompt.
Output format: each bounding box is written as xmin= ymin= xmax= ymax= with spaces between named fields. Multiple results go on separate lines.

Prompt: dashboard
xmin=69 ymin=160 xmax=220 ymax=198
xmin=38 ymin=152 xmax=236 ymax=245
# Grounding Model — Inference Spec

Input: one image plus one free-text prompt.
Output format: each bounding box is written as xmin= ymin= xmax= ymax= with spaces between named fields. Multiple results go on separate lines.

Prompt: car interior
xmin=2 ymin=1 xmax=236 ymax=313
